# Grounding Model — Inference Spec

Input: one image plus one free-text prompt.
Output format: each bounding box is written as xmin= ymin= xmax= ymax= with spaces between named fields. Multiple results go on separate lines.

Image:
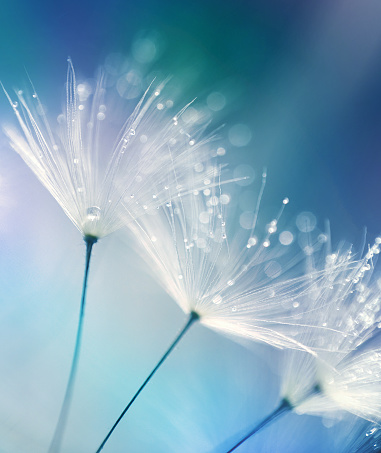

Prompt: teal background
xmin=1 ymin=0 xmax=381 ymax=452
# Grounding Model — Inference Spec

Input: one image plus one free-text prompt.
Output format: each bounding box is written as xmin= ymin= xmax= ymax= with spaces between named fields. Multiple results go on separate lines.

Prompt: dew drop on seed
xmin=212 ymin=295 xmax=222 ymax=305
xmin=227 ymin=280 xmax=235 ymax=286
xmin=178 ymin=274 xmax=183 ymax=279
xmin=32 ymin=93 xmax=37 ymax=98
xmin=247 ymin=237 xmax=257 ymax=247
xmin=87 ymin=206 xmax=101 ymax=221
xmin=17 ymin=90 xmax=23 ymax=95
xmin=129 ymin=128 xmax=136 ymax=136
xmin=12 ymin=101 xmax=18 ymax=108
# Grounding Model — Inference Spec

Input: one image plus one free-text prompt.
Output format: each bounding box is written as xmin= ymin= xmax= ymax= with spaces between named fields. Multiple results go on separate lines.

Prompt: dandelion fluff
xmin=95 ymin=172 xmax=360 ymax=451
xmin=2 ymin=59 xmax=220 ymax=453
xmin=227 ymin=236 xmax=381 ymax=451
xmin=126 ymin=179 xmax=368 ymax=354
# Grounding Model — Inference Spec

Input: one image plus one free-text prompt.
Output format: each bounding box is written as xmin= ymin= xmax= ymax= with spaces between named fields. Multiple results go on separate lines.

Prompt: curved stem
xmin=227 ymin=398 xmax=293 ymax=453
xmin=95 ymin=311 xmax=199 ymax=453
xmin=48 ymin=235 xmax=97 ymax=453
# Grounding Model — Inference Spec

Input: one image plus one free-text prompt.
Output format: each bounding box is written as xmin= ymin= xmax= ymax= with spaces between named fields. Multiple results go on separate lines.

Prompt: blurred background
xmin=1 ymin=0 xmax=381 ymax=452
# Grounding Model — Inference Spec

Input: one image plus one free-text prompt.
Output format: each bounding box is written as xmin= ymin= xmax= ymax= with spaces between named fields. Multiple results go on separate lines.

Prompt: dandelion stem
xmin=95 ymin=310 xmax=200 ymax=453
xmin=227 ymin=398 xmax=293 ymax=453
xmin=48 ymin=235 xmax=97 ymax=453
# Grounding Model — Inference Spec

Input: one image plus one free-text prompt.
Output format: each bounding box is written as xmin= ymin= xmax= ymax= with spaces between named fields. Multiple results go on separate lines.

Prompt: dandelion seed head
xmin=3 ymin=60 xmax=220 ymax=240
xmin=125 ymin=168 xmax=350 ymax=353
xmin=281 ymin=237 xmax=381 ymax=423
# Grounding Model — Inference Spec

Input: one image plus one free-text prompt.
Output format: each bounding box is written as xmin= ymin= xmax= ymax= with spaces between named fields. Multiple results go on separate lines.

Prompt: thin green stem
xmin=227 ymin=398 xmax=293 ymax=453
xmin=48 ymin=235 xmax=97 ymax=453
xmin=95 ymin=311 xmax=200 ymax=453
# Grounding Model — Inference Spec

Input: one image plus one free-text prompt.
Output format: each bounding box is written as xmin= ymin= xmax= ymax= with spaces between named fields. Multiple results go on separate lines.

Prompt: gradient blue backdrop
xmin=1 ymin=0 xmax=381 ymax=452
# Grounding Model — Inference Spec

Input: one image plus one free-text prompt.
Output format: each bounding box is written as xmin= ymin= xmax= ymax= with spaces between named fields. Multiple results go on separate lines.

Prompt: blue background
xmin=1 ymin=0 xmax=381 ymax=452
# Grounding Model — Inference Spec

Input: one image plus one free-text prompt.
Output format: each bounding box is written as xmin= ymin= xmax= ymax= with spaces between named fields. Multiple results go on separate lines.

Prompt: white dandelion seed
xmin=2 ymin=59 xmax=220 ymax=453
xmin=95 ymin=171 xmax=352 ymax=451
xmin=227 ymin=235 xmax=381 ymax=451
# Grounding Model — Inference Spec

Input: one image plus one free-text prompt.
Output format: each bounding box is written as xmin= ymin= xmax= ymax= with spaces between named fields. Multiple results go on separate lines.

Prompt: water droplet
xmin=231 ymin=306 xmax=237 ymax=312
xmin=178 ymin=274 xmax=183 ymax=279
xmin=17 ymin=90 xmax=23 ymax=95
xmin=152 ymin=194 xmax=157 ymax=199
xmin=227 ymin=280 xmax=235 ymax=286
xmin=86 ymin=206 xmax=101 ymax=221
xmin=73 ymin=158 xmax=79 ymax=164
xmin=212 ymin=295 xmax=222 ymax=305
xmin=32 ymin=93 xmax=38 ymax=98
xmin=97 ymin=112 xmax=106 ymax=121
xmin=293 ymin=302 xmax=300 ymax=308
xmin=130 ymin=194 xmax=134 ymax=198
xmin=189 ymin=139 xmax=195 ymax=146
xmin=155 ymin=90 xmax=160 ymax=96
xmin=129 ymin=128 xmax=136 ymax=136
xmin=12 ymin=101 xmax=18 ymax=108
xmin=283 ymin=197 xmax=289 ymax=204
xmin=263 ymin=240 xmax=270 ymax=247
xmin=77 ymin=187 xmax=84 ymax=193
